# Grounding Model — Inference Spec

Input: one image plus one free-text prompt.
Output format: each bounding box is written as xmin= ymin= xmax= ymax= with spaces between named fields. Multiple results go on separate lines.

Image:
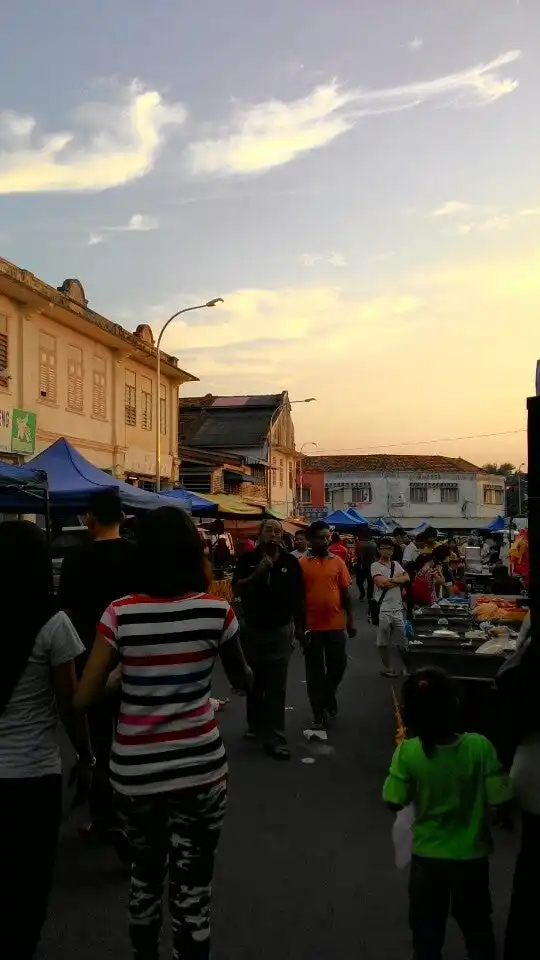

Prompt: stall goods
xmin=472 ymin=596 xmax=528 ymax=624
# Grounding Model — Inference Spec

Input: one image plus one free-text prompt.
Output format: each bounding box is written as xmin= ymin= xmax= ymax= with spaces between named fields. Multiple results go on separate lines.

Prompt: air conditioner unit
xmin=391 ymin=493 xmax=405 ymax=507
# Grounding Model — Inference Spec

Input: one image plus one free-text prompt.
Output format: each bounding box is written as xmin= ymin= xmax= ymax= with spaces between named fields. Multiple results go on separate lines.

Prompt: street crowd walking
xmin=0 ymin=502 xmax=538 ymax=959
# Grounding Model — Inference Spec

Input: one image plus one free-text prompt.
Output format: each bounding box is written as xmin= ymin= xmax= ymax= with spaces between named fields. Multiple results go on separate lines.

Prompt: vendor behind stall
xmin=490 ymin=563 xmax=523 ymax=596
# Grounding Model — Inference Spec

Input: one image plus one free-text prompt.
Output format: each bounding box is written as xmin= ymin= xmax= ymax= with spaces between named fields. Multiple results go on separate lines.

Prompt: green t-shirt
xmin=382 ymin=733 xmax=513 ymax=859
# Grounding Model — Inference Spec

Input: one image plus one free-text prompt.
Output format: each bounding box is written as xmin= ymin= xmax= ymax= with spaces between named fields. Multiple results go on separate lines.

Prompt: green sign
xmin=11 ymin=408 xmax=36 ymax=455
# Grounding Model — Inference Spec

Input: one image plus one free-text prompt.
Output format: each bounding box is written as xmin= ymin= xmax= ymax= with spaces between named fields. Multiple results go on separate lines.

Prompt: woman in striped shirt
xmin=75 ymin=506 xmax=252 ymax=960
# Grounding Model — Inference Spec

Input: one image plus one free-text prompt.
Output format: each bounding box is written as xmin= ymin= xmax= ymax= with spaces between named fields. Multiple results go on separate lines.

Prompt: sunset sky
xmin=1 ymin=0 xmax=537 ymax=466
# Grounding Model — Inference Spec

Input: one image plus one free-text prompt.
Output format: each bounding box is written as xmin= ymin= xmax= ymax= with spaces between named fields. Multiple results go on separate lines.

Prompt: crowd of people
xmin=0 ymin=494 xmax=537 ymax=959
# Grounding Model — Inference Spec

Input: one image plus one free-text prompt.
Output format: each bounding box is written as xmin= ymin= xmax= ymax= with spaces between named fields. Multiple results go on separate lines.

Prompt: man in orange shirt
xmin=299 ymin=520 xmax=356 ymax=728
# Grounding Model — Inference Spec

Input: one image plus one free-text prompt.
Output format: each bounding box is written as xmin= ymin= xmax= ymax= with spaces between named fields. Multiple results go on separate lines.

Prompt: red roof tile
xmin=305 ymin=454 xmax=487 ymax=474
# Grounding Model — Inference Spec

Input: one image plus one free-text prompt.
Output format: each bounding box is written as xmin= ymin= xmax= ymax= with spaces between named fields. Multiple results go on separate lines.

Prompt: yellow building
xmin=0 ymin=258 xmax=196 ymax=487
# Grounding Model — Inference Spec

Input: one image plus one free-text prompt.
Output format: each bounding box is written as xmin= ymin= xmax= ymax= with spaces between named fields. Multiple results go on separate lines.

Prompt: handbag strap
xmin=377 ymin=561 xmax=395 ymax=609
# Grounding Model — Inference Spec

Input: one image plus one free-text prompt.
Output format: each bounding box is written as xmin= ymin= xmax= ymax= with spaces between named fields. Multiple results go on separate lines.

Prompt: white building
xmin=306 ymin=455 xmax=505 ymax=530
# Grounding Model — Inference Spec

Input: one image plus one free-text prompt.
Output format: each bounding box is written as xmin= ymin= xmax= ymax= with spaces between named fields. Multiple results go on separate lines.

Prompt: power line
xmin=312 ymin=429 xmax=526 ymax=455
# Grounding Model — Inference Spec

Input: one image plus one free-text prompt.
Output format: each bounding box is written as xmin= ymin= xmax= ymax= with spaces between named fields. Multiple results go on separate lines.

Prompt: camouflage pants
xmin=117 ymin=780 xmax=227 ymax=960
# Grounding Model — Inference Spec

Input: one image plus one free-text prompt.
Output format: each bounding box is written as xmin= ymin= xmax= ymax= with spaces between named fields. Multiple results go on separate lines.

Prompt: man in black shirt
xmin=233 ymin=519 xmax=303 ymax=759
xmin=58 ymin=488 xmax=137 ymax=844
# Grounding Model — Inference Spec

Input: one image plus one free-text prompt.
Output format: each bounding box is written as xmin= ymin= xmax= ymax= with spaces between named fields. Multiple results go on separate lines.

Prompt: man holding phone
xmin=233 ymin=519 xmax=303 ymax=760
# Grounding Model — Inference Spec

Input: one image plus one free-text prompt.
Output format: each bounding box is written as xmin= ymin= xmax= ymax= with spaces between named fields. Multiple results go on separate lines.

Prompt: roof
xmin=304 ymin=454 xmax=487 ymax=474
xmin=0 ymin=258 xmax=197 ymax=382
xmin=181 ymin=393 xmax=284 ymax=449
xmin=182 ymin=393 xmax=283 ymax=409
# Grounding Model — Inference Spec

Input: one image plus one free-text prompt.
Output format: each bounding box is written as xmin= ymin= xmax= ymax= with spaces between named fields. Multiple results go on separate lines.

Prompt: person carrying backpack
xmin=371 ymin=538 xmax=409 ymax=678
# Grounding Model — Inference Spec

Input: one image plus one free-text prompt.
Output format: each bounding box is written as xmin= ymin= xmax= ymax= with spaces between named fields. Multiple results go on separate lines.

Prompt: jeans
xmin=409 ymin=855 xmax=496 ymax=960
xmin=117 ymin=780 xmax=227 ymax=960
xmin=304 ymin=630 xmax=347 ymax=722
xmin=504 ymin=810 xmax=540 ymax=959
xmin=356 ymin=567 xmax=373 ymax=602
xmin=242 ymin=623 xmax=293 ymax=745
xmin=0 ymin=774 xmax=62 ymax=959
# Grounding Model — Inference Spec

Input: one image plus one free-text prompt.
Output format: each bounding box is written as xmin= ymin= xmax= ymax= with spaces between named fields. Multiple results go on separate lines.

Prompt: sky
xmin=1 ymin=0 xmax=538 ymax=467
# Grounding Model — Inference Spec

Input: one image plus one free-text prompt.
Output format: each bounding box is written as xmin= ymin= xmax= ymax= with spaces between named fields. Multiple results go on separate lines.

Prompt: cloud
xmin=0 ymin=81 xmax=186 ymax=194
xmin=108 ymin=213 xmax=158 ymax=232
xmin=87 ymin=233 xmax=103 ymax=246
xmin=162 ymin=287 xmax=422 ymax=360
xmin=430 ymin=200 xmax=475 ymax=218
xmin=429 ymin=201 xmax=540 ymax=234
xmin=300 ymin=253 xmax=322 ymax=267
xmin=185 ymin=50 xmax=521 ymax=176
xmin=300 ymin=252 xmax=347 ymax=267
xmin=407 ymin=37 xmax=424 ymax=52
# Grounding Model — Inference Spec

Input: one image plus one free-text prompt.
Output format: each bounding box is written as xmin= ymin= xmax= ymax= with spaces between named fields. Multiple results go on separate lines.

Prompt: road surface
xmin=38 ymin=605 xmax=517 ymax=959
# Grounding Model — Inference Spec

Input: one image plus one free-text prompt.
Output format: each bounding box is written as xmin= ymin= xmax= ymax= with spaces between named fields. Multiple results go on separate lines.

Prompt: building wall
xmin=297 ymin=468 xmax=325 ymax=507
xmin=269 ymin=404 xmax=296 ymax=517
xmin=270 ymin=451 xmax=296 ymax=516
xmin=0 ymin=290 xmax=179 ymax=481
xmin=322 ymin=469 xmax=505 ymax=525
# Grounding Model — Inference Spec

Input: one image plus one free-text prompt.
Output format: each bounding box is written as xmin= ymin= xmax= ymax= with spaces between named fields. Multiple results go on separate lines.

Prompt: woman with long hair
xmin=75 ymin=506 xmax=252 ymax=960
xmin=0 ymin=520 xmax=92 ymax=959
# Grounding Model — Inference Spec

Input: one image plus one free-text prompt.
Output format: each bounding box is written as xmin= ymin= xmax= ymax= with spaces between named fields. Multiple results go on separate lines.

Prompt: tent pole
xmin=527 ymin=395 xmax=539 ymax=647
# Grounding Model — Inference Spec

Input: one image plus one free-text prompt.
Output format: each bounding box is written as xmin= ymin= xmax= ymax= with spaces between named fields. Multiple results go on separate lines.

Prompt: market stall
xmin=399 ymin=591 xmax=529 ymax=748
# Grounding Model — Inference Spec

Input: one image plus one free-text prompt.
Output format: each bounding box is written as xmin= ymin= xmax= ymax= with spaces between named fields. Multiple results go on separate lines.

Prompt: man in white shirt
xmin=371 ymin=538 xmax=409 ymax=678
xmin=291 ymin=529 xmax=309 ymax=559
xmin=402 ymin=536 xmax=421 ymax=566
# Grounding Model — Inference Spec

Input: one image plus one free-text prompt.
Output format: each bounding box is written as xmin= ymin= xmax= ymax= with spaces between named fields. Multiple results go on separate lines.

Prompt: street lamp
xmin=517 ymin=461 xmax=526 ymax=516
xmin=155 ymin=298 xmax=223 ymax=491
xmin=298 ymin=441 xmax=318 ymax=514
xmin=268 ymin=398 xmax=316 ymax=507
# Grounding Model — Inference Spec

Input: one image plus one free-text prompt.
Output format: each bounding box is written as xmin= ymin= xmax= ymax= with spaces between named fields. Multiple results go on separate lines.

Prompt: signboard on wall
xmin=0 ymin=407 xmax=37 ymax=455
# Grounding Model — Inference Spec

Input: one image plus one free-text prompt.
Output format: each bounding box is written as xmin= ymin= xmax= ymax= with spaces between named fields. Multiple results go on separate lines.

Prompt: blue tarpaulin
xmin=0 ymin=461 xmax=47 ymax=490
xmin=1 ymin=438 xmax=188 ymax=513
xmin=481 ymin=515 xmax=506 ymax=533
xmin=161 ymin=488 xmax=216 ymax=514
xmin=323 ymin=509 xmax=367 ymax=529
xmin=346 ymin=507 xmax=369 ymax=525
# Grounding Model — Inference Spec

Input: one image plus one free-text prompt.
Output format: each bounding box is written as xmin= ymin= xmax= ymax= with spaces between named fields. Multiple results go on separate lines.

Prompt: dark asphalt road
xmin=38 ymin=605 xmax=517 ymax=960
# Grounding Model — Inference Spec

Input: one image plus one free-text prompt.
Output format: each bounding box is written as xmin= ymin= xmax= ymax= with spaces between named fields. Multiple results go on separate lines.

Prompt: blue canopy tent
xmin=0 ymin=461 xmax=47 ymax=491
xmin=346 ymin=507 xmax=369 ymax=525
xmin=323 ymin=509 xmax=367 ymax=529
xmin=0 ymin=460 xmax=51 ymax=534
xmin=0 ymin=439 xmax=188 ymax=513
xmin=411 ymin=520 xmax=444 ymax=536
xmin=161 ymin=488 xmax=216 ymax=515
xmin=370 ymin=518 xmax=391 ymax=535
xmin=480 ymin=514 xmax=506 ymax=534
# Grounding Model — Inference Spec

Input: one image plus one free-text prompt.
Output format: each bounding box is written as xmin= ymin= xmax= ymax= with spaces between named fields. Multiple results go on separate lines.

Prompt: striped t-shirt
xmin=98 ymin=592 xmax=238 ymax=796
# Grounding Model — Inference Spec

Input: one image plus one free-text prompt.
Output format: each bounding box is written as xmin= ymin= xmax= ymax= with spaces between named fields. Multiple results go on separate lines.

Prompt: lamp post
xmin=155 ymin=298 xmax=223 ymax=492
xmin=517 ymin=461 xmax=526 ymax=516
xmin=298 ymin=441 xmax=318 ymax=516
xmin=267 ymin=398 xmax=316 ymax=508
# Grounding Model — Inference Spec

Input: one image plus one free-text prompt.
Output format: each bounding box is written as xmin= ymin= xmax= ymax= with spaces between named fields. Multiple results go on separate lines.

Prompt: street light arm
xmin=156 ymin=300 xmax=223 ymax=351
xmin=155 ymin=297 xmax=223 ymax=492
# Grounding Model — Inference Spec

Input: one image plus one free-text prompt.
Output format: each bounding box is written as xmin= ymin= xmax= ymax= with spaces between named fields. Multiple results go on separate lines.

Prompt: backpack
xmin=410 ymin=573 xmax=432 ymax=607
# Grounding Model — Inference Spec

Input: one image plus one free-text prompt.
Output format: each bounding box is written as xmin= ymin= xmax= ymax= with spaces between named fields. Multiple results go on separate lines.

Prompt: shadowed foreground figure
xmin=75 ymin=507 xmax=252 ymax=960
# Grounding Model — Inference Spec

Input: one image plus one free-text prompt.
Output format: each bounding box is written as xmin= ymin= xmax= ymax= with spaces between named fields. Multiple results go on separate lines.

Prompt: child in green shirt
xmin=383 ymin=667 xmax=513 ymax=960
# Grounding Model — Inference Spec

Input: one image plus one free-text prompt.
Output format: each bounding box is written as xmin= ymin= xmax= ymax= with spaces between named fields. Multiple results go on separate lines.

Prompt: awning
xmin=323 ymin=509 xmax=367 ymax=529
xmin=223 ymin=469 xmax=259 ymax=484
xmin=204 ymin=493 xmax=263 ymax=516
xmin=161 ymin=488 xmax=216 ymax=514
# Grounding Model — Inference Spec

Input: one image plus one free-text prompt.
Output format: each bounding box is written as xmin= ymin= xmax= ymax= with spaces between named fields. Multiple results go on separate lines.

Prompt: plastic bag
xmin=392 ymin=804 xmax=415 ymax=870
